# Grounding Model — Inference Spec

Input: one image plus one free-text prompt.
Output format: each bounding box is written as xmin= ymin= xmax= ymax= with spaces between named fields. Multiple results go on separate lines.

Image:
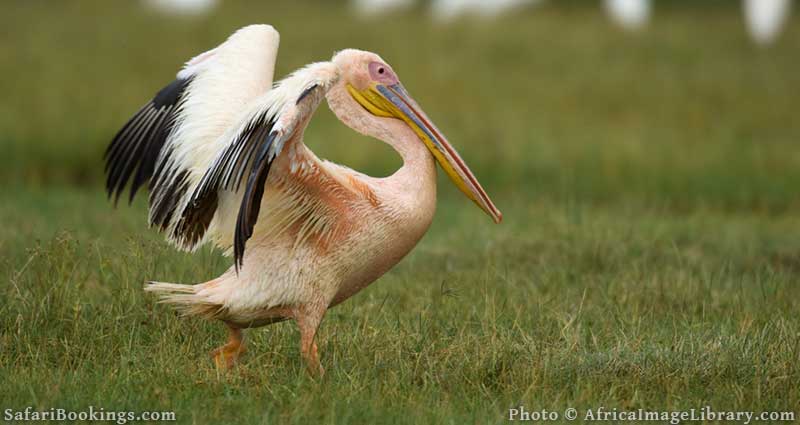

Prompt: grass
xmin=1 ymin=1 xmax=800 ymax=423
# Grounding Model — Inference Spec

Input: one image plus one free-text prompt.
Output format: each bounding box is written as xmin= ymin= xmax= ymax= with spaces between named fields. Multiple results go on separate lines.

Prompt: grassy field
xmin=2 ymin=1 xmax=800 ymax=423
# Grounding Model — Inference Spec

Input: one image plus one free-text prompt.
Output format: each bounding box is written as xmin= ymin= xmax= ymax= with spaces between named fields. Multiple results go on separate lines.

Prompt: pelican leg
xmin=295 ymin=304 xmax=326 ymax=377
xmin=211 ymin=325 xmax=246 ymax=370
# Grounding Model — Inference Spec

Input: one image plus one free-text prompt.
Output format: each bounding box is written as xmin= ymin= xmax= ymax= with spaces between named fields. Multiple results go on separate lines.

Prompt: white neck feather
xmin=326 ymin=83 xmax=438 ymax=231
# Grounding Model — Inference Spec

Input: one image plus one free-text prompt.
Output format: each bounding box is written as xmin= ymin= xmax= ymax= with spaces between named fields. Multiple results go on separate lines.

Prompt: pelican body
xmin=105 ymin=25 xmax=501 ymax=373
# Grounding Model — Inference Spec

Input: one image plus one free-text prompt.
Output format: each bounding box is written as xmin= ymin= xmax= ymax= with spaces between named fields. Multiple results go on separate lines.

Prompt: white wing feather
xmin=149 ymin=25 xmax=280 ymax=233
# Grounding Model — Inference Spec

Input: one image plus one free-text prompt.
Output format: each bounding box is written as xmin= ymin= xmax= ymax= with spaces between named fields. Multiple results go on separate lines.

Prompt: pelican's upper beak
xmin=348 ymin=82 xmax=502 ymax=223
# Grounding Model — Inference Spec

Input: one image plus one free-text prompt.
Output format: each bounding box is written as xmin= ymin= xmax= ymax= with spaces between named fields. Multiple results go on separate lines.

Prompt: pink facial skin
xmin=369 ymin=61 xmax=399 ymax=85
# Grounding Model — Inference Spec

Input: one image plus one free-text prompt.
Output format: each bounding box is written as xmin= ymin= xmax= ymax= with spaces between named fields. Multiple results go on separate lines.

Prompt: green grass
xmin=1 ymin=1 xmax=800 ymax=423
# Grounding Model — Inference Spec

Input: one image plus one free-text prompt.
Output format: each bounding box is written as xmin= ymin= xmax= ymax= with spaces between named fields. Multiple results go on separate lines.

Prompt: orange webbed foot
xmin=211 ymin=326 xmax=246 ymax=370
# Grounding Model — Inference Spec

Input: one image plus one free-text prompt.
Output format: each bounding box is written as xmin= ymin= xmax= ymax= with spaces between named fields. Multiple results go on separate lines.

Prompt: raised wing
xmin=104 ymin=25 xmax=280 ymax=247
xmin=178 ymin=62 xmax=340 ymax=268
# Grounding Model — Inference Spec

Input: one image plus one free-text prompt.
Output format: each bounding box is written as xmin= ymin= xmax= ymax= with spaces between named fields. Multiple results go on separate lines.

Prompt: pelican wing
xmin=104 ymin=25 xmax=280 ymax=248
xmin=180 ymin=62 xmax=340 ymax=267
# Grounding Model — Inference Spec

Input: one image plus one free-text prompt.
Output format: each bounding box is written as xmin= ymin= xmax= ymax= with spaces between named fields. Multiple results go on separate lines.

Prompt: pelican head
xmin=331 ymin=49 xmax=502 ymax=224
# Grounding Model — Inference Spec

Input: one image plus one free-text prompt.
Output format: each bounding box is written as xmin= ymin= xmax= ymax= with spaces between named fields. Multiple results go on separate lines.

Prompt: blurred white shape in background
xmin=604 ymin=0 xmax=651 ymax=31
xmin=431 ymin=0 xmax=545 ymax=22
xmin=145 ymin=0 xmax=218 ymax=16
xmin=743 ymin=0 xmax=792 ymax=46
xmin=352 ymin=0 xmax=415 ymax=17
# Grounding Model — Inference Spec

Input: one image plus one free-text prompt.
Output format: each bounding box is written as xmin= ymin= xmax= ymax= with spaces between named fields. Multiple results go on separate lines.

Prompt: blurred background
xmin=2 ymin=1 xmax=799 ymax=419
xmin=1 ymin=0 xmax=797 ymax=214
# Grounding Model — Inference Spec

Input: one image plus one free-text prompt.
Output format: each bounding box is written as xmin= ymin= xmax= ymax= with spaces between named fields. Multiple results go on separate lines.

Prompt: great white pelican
xmin=105 ymin=25 xmax=501 ymax=374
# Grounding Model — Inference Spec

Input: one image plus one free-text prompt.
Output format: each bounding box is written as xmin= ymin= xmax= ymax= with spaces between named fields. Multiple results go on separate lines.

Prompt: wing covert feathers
xmin=186 ymin=63 xmax=337 ymax=267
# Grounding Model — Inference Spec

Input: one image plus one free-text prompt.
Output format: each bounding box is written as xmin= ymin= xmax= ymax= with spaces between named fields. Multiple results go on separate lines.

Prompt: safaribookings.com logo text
xmin=4 ymin=406 xmax=176 ymax=424
xmin=508 ymin=405 xmax=795 ymax=424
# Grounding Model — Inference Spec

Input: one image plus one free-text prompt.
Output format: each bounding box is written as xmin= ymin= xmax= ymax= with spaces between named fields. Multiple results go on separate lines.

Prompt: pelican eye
xmin=369 ymin=61 xmax=398 ymax=84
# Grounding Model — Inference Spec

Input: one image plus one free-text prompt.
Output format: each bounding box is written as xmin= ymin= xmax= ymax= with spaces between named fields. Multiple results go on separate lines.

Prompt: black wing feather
xmin=104 ymin=76 xmax=192 ymax=204
xmin=296 ymin=83 xmax=318 ymax=105
xmin=129 ymin=110 xmax=171 ymax=202
xmin=234 ymin=130 xmax=278 ymax=270
xmin=176 ymin=111 xmax=279 ymax=255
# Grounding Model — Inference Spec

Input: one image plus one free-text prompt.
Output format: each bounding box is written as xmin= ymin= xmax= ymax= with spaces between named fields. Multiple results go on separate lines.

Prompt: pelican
xmin=104 ymin=25 xmax=501 ymax=374
xmin=351 ymin=0 xmax=415 ymax=18
xmin=743 ymin=0 xmax=792 ymax=46
xmin=431 ymin=0 xmax=544 ymax=22
xmin=144 ymin=0 xmax=218 ymax=17
xmin=604 ymin=0 xmax=651 ymax=31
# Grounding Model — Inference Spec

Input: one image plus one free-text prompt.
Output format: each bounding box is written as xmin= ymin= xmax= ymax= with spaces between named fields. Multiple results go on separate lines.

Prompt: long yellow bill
xmin=348 ymin=83 xmax=502 ymax=223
